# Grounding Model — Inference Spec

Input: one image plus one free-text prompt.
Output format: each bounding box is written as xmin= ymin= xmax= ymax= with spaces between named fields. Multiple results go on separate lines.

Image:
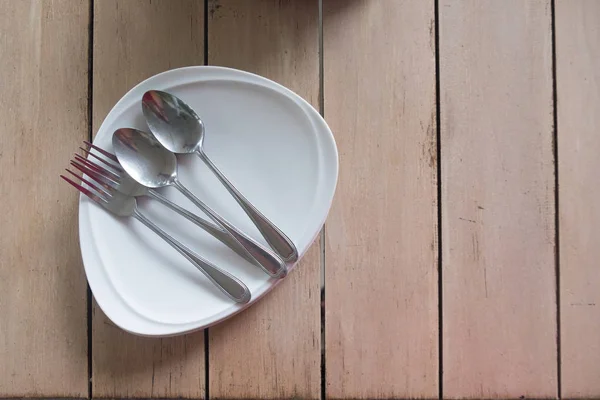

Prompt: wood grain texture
xmin=91 ymin=1 xmax=205 ymax=397
xmin=556 ymin=1 xmax=600 ymax=398
xmin=324 ymin=1 xmax=438 ymax=398
xmin=0 ymin=0 xmax=89 ymax=396
xmin=207 ymin=1 xmax=321 ymax=398
xmin=440 ymin=1 xmax=556 ymax=398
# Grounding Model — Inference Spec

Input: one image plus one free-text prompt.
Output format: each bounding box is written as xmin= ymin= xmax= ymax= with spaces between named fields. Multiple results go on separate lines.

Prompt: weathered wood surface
xmin=324 ymin=1 xmax=439 ymax=398
xmin=2 ymin=0 xmax=600 ymax=398
xmin=0 ymin=0 xmax=89 ymax=396
xmin=440 ymin=1 xmax=557 ymax=398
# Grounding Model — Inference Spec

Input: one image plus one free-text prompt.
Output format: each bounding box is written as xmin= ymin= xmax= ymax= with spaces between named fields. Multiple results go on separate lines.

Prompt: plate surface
xmin=79 ymin=66 xmax=338 ymax=336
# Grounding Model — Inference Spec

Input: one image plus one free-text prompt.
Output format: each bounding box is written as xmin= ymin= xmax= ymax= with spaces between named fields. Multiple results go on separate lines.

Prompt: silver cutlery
xmin=112 ymin=128 xmax=288 ymax=278
xmin=76 ymin=141 xmax=256 ymax=265
xmin=61 ymin=166 xmax=251 ymax=304
xmin=141 ymin=90 xmax=299 ymax=263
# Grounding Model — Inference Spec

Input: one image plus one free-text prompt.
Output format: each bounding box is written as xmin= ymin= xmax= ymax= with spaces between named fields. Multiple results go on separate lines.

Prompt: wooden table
xmin=1 ymin=1 xmax=598 ymax=399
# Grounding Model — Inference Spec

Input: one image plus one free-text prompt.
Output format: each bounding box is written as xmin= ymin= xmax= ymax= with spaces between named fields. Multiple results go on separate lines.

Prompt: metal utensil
xmin=76 ymin=142 xmax=255 ymax=265
xmin=60 ymin=167 xmax=251 ymax=304
xmin=112 ymin=128 xmax=287 ymax=278
xmin=141 ymin=90 xmax=299 ymax=263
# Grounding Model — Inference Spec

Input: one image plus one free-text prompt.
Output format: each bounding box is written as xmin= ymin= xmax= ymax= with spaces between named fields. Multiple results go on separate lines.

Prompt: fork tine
xmin=65 ymin=167 xmax=113 ymax=198
xmin=71 ymin=158 xmax=119 ymax=186
xmin=79 ymin=147 xmax=124 ymax=173
xmin=68 ymin=162 xmax=116 ymax=194
xmin=74 ymin=154 xmax=121 ymax=182
xmin=73 ymin=154 xmax=102 ymax=173
xmin=60 ymin=174 xmax=108 ymax=204
xmin=83 ymin=140 xmax=119 ymax=162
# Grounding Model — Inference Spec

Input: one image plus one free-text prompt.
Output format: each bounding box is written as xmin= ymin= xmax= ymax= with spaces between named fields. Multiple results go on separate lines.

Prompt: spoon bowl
xmin=142 ymin=90 xmax=204 ymax=153
xmin=113 ymin=128 xmax=178 ymax=188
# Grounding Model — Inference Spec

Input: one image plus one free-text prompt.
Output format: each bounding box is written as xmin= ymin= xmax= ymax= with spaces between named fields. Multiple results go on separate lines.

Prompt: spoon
xmin=141 ymin=90 xmax=299 ymax=263
xmin=112 ymin=128 xmax=287 ymax=278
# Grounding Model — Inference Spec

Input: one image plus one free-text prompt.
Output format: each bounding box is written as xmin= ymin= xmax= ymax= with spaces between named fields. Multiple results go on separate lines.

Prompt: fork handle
xmin=173 ymin=179 xmax=287 ymax=278
xmin=132 ymin=209 xmax=251 ymax=304
xmin=197 ymin=150 xmax=298 ymax=263
xmin=146 ymin=189 xmax=256 ymax=265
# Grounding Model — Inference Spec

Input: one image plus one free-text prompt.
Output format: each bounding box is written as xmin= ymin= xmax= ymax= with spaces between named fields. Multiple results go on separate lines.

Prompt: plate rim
xmin=79 ymin=65 xmax=338 ymax=336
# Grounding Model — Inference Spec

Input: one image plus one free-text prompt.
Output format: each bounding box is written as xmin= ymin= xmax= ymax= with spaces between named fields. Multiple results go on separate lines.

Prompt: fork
xmin=61 ymin=167 xmax=251 ymax=304
xmin=76 ymin=141 xmax=256 ymax=266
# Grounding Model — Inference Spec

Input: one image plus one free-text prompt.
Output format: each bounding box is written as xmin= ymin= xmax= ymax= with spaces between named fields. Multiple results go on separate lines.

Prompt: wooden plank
xmin=207 ymin=1 xmax=321 ymax=398
xmin=556 ymin=1 xmax=600 ymax=398
xmin=440 ymin=1 xmax=556 ymax=398
xmin=324 ymin=1 xmax=438 ymax=398
xmin=0 ymin=0 xmax=89 ymax=396
xmin=91 ymin=1 xmax=205 ymax=397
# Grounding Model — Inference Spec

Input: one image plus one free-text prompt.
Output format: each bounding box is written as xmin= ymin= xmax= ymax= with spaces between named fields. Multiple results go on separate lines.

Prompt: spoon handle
xmin=197 ymin=151 xmax=299 ymax=263
xmin=132 ymin=209 xmax=251 ymax=304
xmin=146 ymin=189 xmax=256 ymax=265
xmin=173 ymin=179 xmax=287 ymax=278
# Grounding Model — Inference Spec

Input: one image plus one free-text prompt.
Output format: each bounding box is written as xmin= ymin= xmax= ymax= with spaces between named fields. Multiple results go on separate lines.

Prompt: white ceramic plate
xmin=79 ymin=66 xmax=338 ymax=336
